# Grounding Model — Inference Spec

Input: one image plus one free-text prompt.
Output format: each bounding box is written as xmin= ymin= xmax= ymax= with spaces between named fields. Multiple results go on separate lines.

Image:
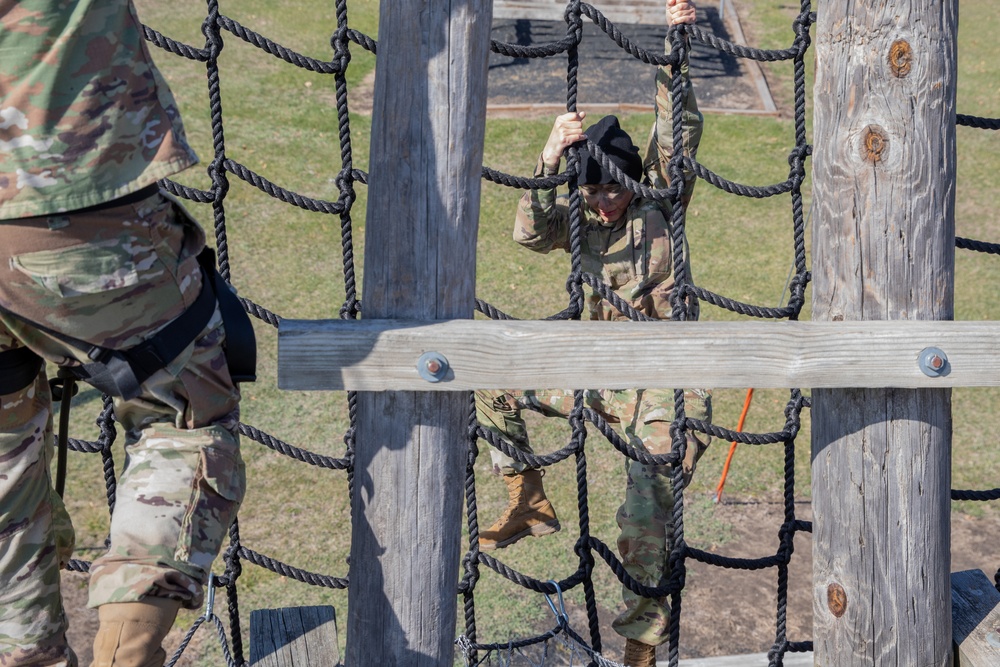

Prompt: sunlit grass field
xmin=55 ymin=1 xmax=1000 ymax=663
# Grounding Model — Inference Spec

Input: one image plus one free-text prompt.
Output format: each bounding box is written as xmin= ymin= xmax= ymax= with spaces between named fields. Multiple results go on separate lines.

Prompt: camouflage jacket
xmin=0 ymin=0 xmax=197 ymax=219
xmin=513 ymin=53 xmax=703 ymax=322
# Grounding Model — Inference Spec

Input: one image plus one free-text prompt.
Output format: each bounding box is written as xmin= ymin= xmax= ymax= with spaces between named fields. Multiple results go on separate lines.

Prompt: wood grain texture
xmin=810 ymin=1 xmax=958 ymax=665
xmin=951 ymin=570 xmax=1000 ymax=667
xmin=492 ymin=0 xmax=664 ymax=24
xmin=341 ymin=0 xmax=491 ymax=664
xmin=249 ymin=607 xmax=340 ymax=667
xmin=278 ymin=319 xmax=1000 ymax=390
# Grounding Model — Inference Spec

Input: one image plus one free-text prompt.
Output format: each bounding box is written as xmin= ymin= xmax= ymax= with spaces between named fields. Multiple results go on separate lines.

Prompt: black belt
xmin=71 ymin=183 xmax=161 ymax=214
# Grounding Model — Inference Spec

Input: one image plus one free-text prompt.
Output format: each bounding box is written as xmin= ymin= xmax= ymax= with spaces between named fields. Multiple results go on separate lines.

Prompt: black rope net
xmin=57 ymin=1 xmax=1000 ymax=666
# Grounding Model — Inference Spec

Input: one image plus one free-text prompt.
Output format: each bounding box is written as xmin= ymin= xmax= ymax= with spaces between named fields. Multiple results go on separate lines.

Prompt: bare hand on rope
xmin=541 ymin=111 xmax=588 ymax=168
xmin=667 ymin=0 xmax=697 ymax=25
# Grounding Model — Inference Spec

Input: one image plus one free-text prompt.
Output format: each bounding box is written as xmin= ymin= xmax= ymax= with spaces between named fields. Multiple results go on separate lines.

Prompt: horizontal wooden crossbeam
xmin=492 ymin=0 xmax=664 ymax=24
xmin=277 ymin=319 xmax=1000 ymax=391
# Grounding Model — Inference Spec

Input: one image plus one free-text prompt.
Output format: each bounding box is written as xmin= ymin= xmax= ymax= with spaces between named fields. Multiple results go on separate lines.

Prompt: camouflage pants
xmin=0 ymin=192 xmax=245 ymax=665
xmin=481 ymin=387 xmax=711 ymax=646
xmin=474 ymin=390 xmax=532 ymax=475
xmin=600 ymin=388 xmax=711 ymax=646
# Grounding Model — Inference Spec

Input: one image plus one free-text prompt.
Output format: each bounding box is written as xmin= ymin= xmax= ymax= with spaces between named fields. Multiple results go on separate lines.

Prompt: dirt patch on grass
xmin=510 ymin=499 xmax=1000 ymax=664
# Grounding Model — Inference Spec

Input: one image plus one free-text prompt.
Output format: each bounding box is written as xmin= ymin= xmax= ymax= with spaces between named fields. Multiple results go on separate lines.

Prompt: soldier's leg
xmin=0 ymin=327 xmax=77 ymax=667
xmin=86 ymin=305 xmax=243 ymax=610
xmin=605 ymin=389 xmax=675 ymax=650
xmin=475 ymin=390 xmax=560 ymax=550
xmin=0 ymin=193 xmax=243 ymax=665
xmin=80 ymin=198 xmax=244 ymax=605
xmin=82 ymin=306 xmax=242 ymax=667
xmin=475 ymin=390 xmax=533 ymax=475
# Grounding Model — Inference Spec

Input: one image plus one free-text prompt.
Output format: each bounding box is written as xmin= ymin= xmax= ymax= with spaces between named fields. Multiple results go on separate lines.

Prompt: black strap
xmin=205 ymin=253 xmax=257 ymax=384
xmin=74 ymin=247 xmax=256 ymax=396
xmin=53 ymin=370 xmax=76 ymax=498
xmin=74 ymin=252 xmax=219 ymax=399
xmin=0 ymin=346 xmax=44 ymax=395
xmin=0 ymin=248 xmax=256 ymax=400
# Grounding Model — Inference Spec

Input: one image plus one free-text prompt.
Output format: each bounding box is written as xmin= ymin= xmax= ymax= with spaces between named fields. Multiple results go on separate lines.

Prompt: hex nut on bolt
xmin=417 ymin=351 xmax=449 ymax=383
xmin=918 ymin=347 xmax=949 ymax=378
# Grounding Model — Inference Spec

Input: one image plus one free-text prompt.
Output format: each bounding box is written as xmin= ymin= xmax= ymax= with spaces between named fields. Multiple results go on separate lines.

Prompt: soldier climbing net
xmin=60 ymin=1 xmax=1000 ymax=666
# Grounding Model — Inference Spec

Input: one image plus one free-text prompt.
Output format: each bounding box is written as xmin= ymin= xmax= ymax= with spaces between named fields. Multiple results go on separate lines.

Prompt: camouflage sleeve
xmin=642 ymin=37 xmax=704 ymax=208
xmin=0 ymin=0 xmax=198 ymax=218
xmin=513 ymin=154 xmax=573 ymax=254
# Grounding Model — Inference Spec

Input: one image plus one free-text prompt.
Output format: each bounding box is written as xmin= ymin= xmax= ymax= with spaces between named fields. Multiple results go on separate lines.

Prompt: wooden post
xmin=811 ymin=2 xmax=957 ymax=666
xmin=342 ymin=0 xmax=492 ymax=664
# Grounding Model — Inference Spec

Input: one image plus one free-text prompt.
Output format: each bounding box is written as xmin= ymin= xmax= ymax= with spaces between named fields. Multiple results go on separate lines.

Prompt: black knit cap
xmin=576 ymin=115 xmax=642 ymax=186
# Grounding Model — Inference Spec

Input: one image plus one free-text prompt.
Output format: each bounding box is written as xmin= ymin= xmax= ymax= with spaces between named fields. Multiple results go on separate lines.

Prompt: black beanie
xmin=576 ymin=115 xmax=642 ymax=186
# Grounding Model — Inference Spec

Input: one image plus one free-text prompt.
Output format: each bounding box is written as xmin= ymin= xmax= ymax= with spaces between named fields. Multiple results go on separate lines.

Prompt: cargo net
xmin=60 ymin=1 xmax=1000 ymax=666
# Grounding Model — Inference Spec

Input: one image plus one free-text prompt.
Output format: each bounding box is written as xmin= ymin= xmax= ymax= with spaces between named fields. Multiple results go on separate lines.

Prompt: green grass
xmin=53 ymin=0 xmax=1000 ymax=663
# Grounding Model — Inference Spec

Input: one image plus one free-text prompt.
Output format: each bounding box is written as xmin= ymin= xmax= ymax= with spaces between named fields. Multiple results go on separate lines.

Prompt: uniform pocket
xmin=10 ymin=240 xmax=142 ymax=298
xmin=198 ymin=442 xmax=246 ymax=504
xmin=175 ymin=439 xmax=245 ymax=572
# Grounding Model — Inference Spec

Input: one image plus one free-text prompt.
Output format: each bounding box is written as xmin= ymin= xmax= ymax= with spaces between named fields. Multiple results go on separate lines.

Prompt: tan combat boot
xmin=479 ymin=469 xmax=560 ymax=551
xmin=91 ymin=597 xmax=181 ymax=667
xmin=623 ymin=638 xmax=657 ymax=667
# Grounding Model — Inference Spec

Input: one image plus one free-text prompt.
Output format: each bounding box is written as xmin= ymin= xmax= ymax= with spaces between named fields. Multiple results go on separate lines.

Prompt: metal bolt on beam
xmin=918 ymin=347 xmax=950 ymax=377
xmin=417 ymin=351 xmax=450 ymax=383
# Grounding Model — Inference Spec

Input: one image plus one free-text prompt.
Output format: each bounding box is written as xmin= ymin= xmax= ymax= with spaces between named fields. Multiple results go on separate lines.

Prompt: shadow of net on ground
xmin=488 ymin=6 xmax=764 ymax=112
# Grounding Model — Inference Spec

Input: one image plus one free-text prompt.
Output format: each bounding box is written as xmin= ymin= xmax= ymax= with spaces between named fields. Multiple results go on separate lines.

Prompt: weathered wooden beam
xmin=811 ymin=1 xmax=957 ymax=665
xmin=492 ymin=0 xmax=664 ymax=24
xmin=249 ymin=606 xmax=340 ymax=667
xmin=277 ymin=319 xmax=1000 ymax=391
xmin=951 ymin=570 xmax=1000 ymax=667
xmin=340 ymin=0 xmax=491 ymax=664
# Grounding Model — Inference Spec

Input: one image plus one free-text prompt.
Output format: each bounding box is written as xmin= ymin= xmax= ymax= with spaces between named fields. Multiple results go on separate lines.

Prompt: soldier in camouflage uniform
xmin=0 ymin=2 xmax=246 ymax=666
xmin=479 ymin=2 xmax=708 ymax=664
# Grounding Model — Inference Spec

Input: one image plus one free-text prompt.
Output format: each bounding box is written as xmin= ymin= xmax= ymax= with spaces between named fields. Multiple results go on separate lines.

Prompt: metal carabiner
xmin=204 ymin=573 xmax=217 ymax=621
xmin=544 ymin=579 xmax=568 ymax=626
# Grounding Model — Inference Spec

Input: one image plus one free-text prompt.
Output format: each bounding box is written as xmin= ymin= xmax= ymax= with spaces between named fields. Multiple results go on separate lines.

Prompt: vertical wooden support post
xmin=811 ymin=2 xmax=958 ymax=665
xmin=343 ymin=0 xmax=492 ymax=664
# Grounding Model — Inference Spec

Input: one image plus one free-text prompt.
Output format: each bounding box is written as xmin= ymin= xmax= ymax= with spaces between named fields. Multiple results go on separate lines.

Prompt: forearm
xmin=647 ymin=41 xmax=704 ymax=205
xmin=513 ymin=154 xmax=571 ymax=253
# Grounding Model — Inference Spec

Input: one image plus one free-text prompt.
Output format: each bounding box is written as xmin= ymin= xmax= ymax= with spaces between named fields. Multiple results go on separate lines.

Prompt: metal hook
xmin=544 ymin=580 xmax=568 ymax=626
xmin=204 ymin=573 xmax=217 ymax=621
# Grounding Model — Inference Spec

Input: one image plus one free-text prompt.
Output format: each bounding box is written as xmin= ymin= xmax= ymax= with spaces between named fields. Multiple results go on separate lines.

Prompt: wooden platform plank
xmin=249 ymin=606 xmax=340 ymax=667
xmin=677 ymin=651 xmax=814 ymax=666
xmin=952 ymin=570 xmax=1000 ymax=667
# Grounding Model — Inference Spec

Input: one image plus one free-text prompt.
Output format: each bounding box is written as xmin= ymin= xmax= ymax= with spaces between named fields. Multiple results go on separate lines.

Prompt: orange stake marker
xmin=714 ymin=388 xmax=754 ymax=503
